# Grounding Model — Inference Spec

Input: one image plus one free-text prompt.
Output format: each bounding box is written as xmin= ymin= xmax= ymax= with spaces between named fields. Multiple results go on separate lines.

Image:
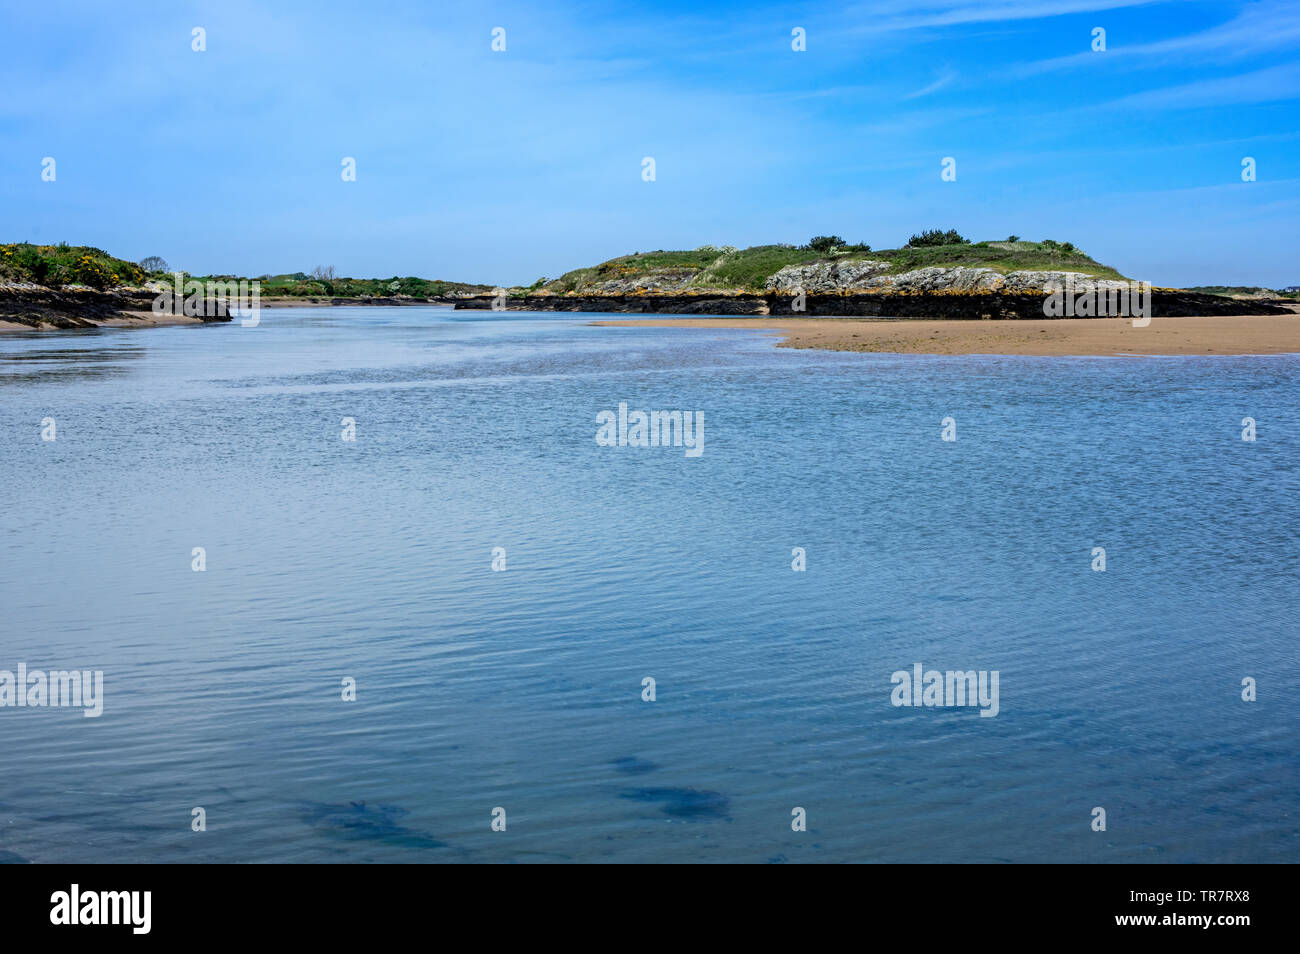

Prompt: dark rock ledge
xmin=0 ymin=287 xmax=233 ymax=329
xmin=453 ymin=291 xmax=1292 ymax=319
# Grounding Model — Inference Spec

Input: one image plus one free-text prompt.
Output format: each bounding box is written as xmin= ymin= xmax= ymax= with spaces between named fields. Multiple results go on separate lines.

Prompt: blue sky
xmin=1 ymin=0 xmax=1297 ymax=286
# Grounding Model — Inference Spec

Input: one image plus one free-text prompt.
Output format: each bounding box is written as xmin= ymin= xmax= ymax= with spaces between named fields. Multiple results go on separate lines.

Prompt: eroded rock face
xmin=765 ymin=260 xmax=892 ymax=293
xmin=586 ymin=269 xmax=700 ymax=294
xmin=998 ymin=271 xmax=1132 ymax=294
xmin=873 ymin=266 xmax=1001 ymax=292
xmin=765 ymin=262 xmax=1136 ymax=295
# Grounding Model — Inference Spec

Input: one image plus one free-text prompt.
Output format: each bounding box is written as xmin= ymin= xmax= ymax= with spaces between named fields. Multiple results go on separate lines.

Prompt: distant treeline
xmin=0 ymin=243 xmax=491 ymax=297
xmin=194 ymin=273 xmax=492 ymax=299
xmin=1185 ymin=285 xmax=1300 ymax=299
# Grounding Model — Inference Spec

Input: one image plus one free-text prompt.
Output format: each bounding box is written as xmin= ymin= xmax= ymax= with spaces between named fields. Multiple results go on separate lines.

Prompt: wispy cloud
xmin=854 ymin=106 xmax=993 ymax=139
xmin=904 ymin=68 xmax=958 ymax=98
xmin=1107 ymin=61 xmax=1300 ymax=109
xmin=845 ymin=0 xmax=1181 ymax=34
xmin=1018 ymin=0 xmax=1300 ymax=74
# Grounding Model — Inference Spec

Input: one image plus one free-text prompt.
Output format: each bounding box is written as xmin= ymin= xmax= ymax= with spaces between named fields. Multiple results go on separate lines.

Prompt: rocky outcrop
xmin=454 ymin=288 xmax=1291 ymax=318
xmin=765 ymin=263 xmax=1136 ymax=296
xmin=583 ymin=270 xmax=701 ymax=295
xmin=764 ymin=259 xmax=893 ymax=292
xmin=0 ymin=286 xmax=231 ymax=329
xmin=455 ymin=293 xmax=771 ymax=315
xmin=458 ymin=263 xmax=1292 ymax=318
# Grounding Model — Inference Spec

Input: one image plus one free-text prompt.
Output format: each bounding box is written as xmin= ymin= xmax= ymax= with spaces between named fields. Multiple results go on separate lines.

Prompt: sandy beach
xmin=592 ymin=313 xmax=1300 ymax=356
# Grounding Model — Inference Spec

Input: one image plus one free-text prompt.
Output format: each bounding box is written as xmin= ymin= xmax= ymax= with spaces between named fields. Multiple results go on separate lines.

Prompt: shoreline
xmin=258 ymin=297 xmax=457 ymax=308
xmin=455 ymin=288 xmax=1292 ymax=318
xmin=589 ymin=314 xmax=1300 ymax=356
xmin=0 ymin=294 xmax=455 ymax=332
xmin=4 ymin=291 xmax=1297 ymax=355
xmin=0 ymin=313 xmax=219 ymax=332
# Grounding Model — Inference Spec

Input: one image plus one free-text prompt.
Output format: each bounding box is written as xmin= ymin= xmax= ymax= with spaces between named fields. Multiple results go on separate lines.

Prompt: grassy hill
xmin=543 ymin=238 xmax=1130 ymax=294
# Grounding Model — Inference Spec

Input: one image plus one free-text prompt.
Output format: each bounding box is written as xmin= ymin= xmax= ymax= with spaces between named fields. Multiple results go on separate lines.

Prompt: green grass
xmin=548 ymin=266 xmax=600 ymax=293
xmin=692 ymin=245 xmax=827 ymax=289
xmin=870 ymin=241 xmax=1128 ymax=281
xmin=599 ymin=249 xmax=727 ymax=272
xmin=549 ymin=248 xmax=728 ymax=291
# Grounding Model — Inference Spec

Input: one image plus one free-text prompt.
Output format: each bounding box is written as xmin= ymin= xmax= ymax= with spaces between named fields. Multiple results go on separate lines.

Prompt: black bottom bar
xmin=0 ymin=863 xmax=1281 ymax=941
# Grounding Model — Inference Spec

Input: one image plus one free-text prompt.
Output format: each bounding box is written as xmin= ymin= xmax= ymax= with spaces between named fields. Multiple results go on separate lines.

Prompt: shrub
xmin=13 ymin=246 xmax=49 ymax=283
xmin=1041 ymin=239 xmax=1078 ymax=254
xmin=72 ymin=254 xmax=112 ymax=289
xmin=806 ymin=235 xmax=845 ymax=253
xmin=908 ymin=229 xmax=970 ymax=248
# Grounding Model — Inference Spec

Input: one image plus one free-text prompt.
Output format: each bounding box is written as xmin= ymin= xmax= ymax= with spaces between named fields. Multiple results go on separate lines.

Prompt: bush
xmin=806 ymin=235 xmax=845 ymax=253
xmin=13 ymin=246 xmax=50 ymax=283
xmin=1006 ymin=235 xmax=1020 ymax=242
xmin=1041 ymin=239 xmax=1078 ymax=254
xmin=908 ymin=229 xmax=969 ymax=248
xmin=72 ymin=254 xmax=113 ymax=289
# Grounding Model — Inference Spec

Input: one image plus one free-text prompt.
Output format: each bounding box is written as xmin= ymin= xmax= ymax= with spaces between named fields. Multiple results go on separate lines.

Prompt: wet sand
xmin=591 ymin=314 xmax=1300 ymax=356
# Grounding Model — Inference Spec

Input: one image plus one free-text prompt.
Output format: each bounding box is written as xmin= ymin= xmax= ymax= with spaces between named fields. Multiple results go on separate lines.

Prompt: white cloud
xmin=845 ymin=0 xmax=1182 ymax=34
xmin=1018 ymin=0 xmax=1300 ymax=74
xmin=904 ymin=68 xmax=958 ymax=98
xmin=1108 ymin=61 xmax=1300 ymax=109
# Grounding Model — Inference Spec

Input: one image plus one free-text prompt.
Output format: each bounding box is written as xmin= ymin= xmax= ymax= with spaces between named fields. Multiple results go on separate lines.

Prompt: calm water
xmin=0 ymin=306 xmax=1296 ymax=864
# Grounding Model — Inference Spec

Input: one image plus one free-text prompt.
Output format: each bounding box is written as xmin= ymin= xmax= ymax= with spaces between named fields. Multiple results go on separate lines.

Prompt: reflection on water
xmin=0 ymin=338 xmax=146 ymax=385
xmin=0 ymin=306 xmax=1297 ymax=863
